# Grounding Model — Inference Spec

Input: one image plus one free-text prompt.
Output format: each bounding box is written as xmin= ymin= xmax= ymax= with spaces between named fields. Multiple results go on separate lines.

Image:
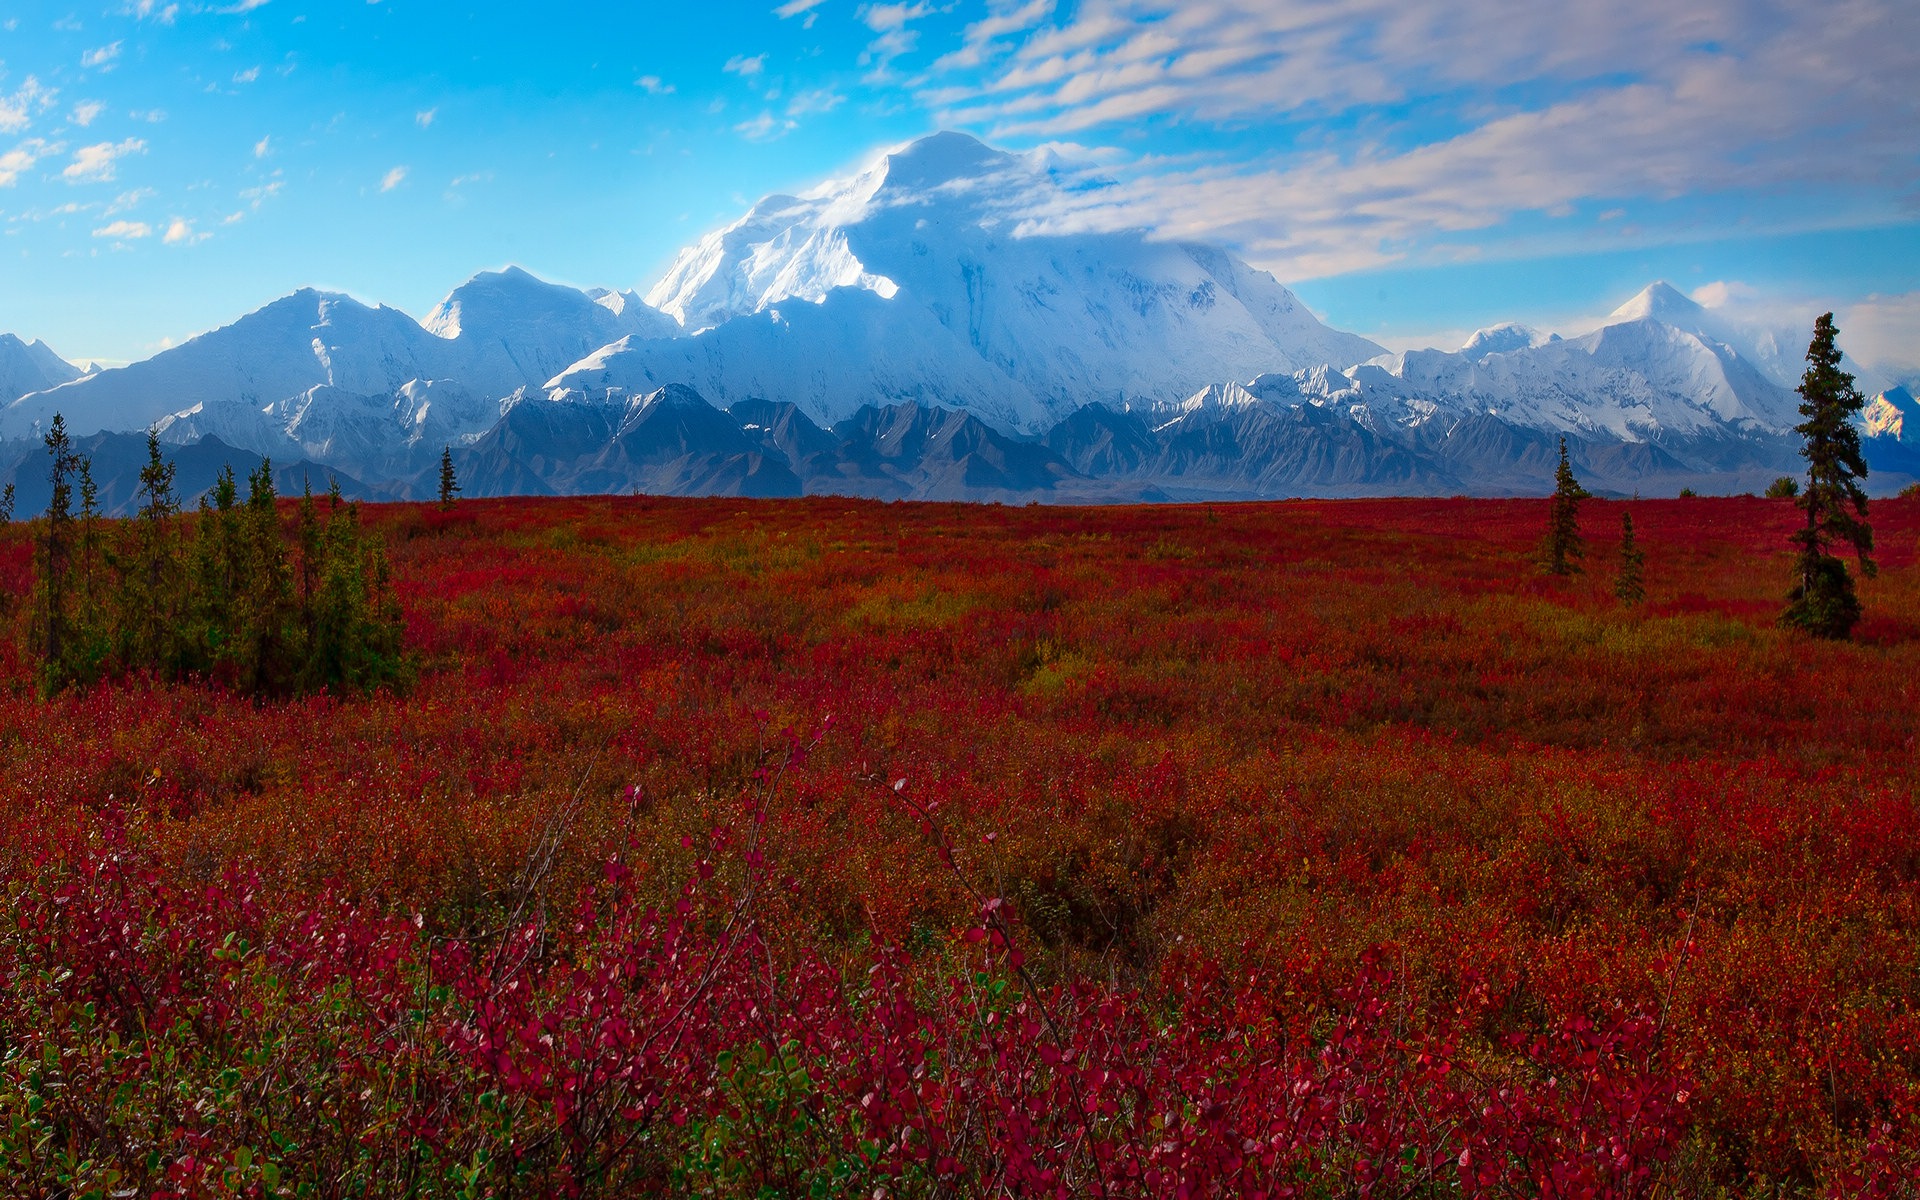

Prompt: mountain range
xmin=2 ymin=132 xmax=1910 ymax=510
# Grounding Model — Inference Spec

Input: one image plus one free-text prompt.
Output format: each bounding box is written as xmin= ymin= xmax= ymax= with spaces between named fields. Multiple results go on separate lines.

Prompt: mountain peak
xmin=1461 ymin=322 xmax=1558 ymax=358
xmin=1609 ymin=281 xmax=1706 ymax=325
xmin=873 ymin=131 xmax=1011 ymax=190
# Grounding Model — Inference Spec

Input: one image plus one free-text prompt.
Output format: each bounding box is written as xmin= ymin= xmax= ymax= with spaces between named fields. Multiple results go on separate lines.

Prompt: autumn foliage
xmin=1 ymin=491 xmax=1918 ymax=1196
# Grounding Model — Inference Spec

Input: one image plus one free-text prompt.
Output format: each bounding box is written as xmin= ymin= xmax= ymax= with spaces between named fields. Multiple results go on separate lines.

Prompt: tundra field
xmin=2 ymin=494 xmax=1918 ymax=1197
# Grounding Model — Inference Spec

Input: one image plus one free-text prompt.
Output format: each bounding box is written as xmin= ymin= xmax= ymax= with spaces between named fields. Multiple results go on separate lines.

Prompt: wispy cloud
xmin=0 ymin=139 xmax=56 ymax=187
xmin=240 ymin=178 xmax=283 ymax=209
xmin=124 ymin=0 xmax=180 ymax=22
xmin=254 ymin=135 xmax=271 ymax=157
xmin=380 ymin=165 xmax=407 ymax=192
xmin=81 ymin=43 xmax=123 ymax=71
xmin=906 ymin=0 xmax=1920 ymax=282
xmin=856 ymin=1 xmax=935 ymax=77
xmin=786 ymin=88 xmax=845 ymax=117
xmin=735 ymin=111 xmax=796 ymax=141
xmin=163 ymin=217 xmax=209 ymax=245
xmin=93 ymin=218 xmax=152 ymax=239
xmin=69 ymin=100 xmax=107 ymax=127
xmin=0 ymin=78 xmax=57 ymax=134
xmin=233 ymin=66 xmax=261 ymax=84
xmin=416 ymin=108 xmax=437 ymax=128
xmin=934 ymin=0 xmax=1053 ymax=71
xmin=105 ymin=187 xmax=155 ymax=214
xmin=723 ymin=54 xmax=767 ymax=77
xmin=63 ymin=138 xmax=146 ymax=183
xmin=774 ymin=0 xmax=828 ymax=16
xmin=635 ymin=75 xmax=675 ymax=95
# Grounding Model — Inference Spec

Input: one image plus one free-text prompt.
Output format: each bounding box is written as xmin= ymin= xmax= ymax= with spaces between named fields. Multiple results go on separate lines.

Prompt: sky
xmin=1 ymin=0 xmax=1916 ymax=385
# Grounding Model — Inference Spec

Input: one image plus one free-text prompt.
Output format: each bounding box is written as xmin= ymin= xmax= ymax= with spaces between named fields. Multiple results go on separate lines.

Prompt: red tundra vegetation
xmin=0 ymin=492 xmax=1916 ymax=1197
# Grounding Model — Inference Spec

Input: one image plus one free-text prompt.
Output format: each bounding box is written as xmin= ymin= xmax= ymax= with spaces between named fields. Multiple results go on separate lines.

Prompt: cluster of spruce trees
xmin=14 ymin=417 xmax=411 ymax=697
xmin=1538 ymin=313 xmax=1877 ymax=639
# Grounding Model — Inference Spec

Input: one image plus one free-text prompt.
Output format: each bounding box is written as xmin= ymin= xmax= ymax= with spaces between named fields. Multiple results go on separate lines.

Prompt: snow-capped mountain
xmin=1 ymin=270 xmax=680 ymax=450
xmin=423 ymin=266 xmax=681 ymax=389
xmin=0 ymin=134 xmax=1881 ymax=503
xmin=1865 ymin=385 xmax=1918 ymax=442
xmin=1166 ymin=284 xmax=1803 ymax=444
xmin=548 ymin=286 xmax=1048 ymax=433
xmin=4 ymin=289 xmax=456 ymax=440
xmin=1 ymin=335 xmax=83 ymax=405
xmin=1461 ymin=323 xmax=1560 ymax=359
xmin=630 ymin=131 xmax=1384 ymax=431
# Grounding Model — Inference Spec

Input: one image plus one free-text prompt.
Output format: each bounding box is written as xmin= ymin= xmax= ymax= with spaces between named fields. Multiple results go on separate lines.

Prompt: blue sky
xmin=2 ymin=0 xmax=1916 ymax=380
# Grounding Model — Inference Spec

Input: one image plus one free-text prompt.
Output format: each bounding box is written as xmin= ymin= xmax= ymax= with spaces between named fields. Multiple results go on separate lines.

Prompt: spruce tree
xmin=33 ymin=415 xmax=83 ymax=691
xmin=122 ymin=430 xmax=182 ymax=671
xmin=70 ymin=455 xmax=108 ymax=684
xmin=1615 ymin=511 xmax=1645 ymax=604
xmin=1540 ymin=435 xmax=1590 ymax=575
xmin=1 ymin=481 xmax=14 ymax=523
xmin=235 ymin=459 xmax=295 ymax=693
xmin=438 ymin=446 xmax=461 ymax=509
xmin=1783 ymin=313 xmax=1874 ymax=639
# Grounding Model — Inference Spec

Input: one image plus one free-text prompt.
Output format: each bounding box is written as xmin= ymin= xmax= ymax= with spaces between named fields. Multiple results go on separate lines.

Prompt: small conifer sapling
xmin=1615 ymin=511 xmax=1645 ymax=604
xmin=438 ymin=446 xmax=461 ymax=509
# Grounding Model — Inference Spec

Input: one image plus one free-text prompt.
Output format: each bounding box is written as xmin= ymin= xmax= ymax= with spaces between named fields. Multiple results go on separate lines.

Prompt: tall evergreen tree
xmin=70 ymin=455 xmax=109 ymax=683
xmin=234 ymin=458 xmax=295 ymax=693
xmin=1 ymin=481 xmax=14 ymax=523
xmin=1614 ymin=511 xmax=1645 ymax=604
xmin=1783 ymin=313 xmax=1874 ymax=639
xmin=438 ymin=446 xmax=461 ymax=509
xmin=121 ymin=430 xmax=183 ymax=671
xmin=1540 ymin=435 xmax=1590 ymax=575
xmin=33 ymin=414 xmax=84 ymax=693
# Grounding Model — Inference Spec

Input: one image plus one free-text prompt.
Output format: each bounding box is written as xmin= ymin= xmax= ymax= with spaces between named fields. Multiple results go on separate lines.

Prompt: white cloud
xmin=1836 ymin=292 xmax=1920 ymax=391
xmin=69 ymin=100 xmax=107 ymax=127
xmin=416 ymin=108 xmax=436 ymax=128
xmin=105 ymin=186 xmax=155 ymax=214
xmin=935 ymin=0 xmax=1054 ymax=70
xmin=380 ymin=165 xmax=407 ymax=191
xmin=774 ymin=0 xmax=827 ymax=15
xmin=786 ymin=88 xmax=845 ymax=117
xmin=81 ymin=43 xmax=123 ymax=70
xmin=162 ymin=217 xmax=208 ymax=245
xmin=0 ymin=78 xmax=57 ymax=134
xmin=92 ymin=219 xmax=152 ymax=238
xmin=635 ymin=75 xmax=675 ymax=95
xmin=0 ymin=140 xmax=55 ymax=187
xmin=856 ymin=1 xmax=935 ymax=76
xmin=125 ymin=0 xmax=180 ymax=21
xmin=723 ymin=54 xmax=767 ymax=77
xmin=253 ymin=135 xmax=271 ymax=157
xmin=911 ymin=0 xmax=1920 ymax=282
xmin=859 ymin=1 xmax=933 ymax=32
xmin=222 ymin=0 xmax=271 ymax=11
xmin=240 ymin=178 xmax=283 ymax=208
xmin=63 ymin=138 xmax=146 ymax=183
xmin=233 ymin=66 xmax=261 ymax=84
xmin=734 ymin=111 xmax=796 ymax=141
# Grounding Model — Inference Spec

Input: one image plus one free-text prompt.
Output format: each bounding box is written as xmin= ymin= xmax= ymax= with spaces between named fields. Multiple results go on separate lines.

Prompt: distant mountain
xmin=0 ymin=431 xmax=376 ymax=518
xmin=1461 ymin=323 xmax=1559 ymax=359
xmin=2 ymin=134 xmax=1893 ymax=503
xmin=1 ymin=272 xmax=680 ymax=443
xmin=1 ymin=335 xmax=83 ymax=405
xmin=635 ymin=130 xmax=1385 ymax=430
